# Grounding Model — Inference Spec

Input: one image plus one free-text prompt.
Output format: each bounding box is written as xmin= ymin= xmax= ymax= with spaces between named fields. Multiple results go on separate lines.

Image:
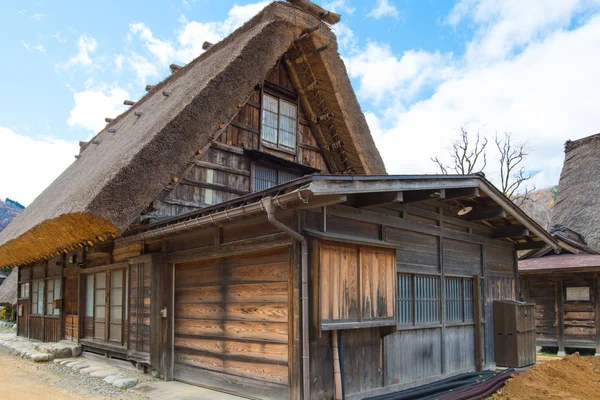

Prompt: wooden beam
xmin=202 ymin=41 xmax=213 ymax=50
xmin=123 ymin=100 xmax=135 ymax=106
xmin=194 ymin=160 xmax=250 ymax=177
xmin=493 ymin=225 xmax=529 ymax=238
xmin=180 ymin=178 xmax=249 ymax=196
xmin=353 ymin=192 xmax=403 ymax=208
xmin=286 ymin=0 xmax=341 ymax=24
xmin=515 ymin=241 xmax=547 ymax=251
xmin=402 ymin=189 xmax=446 ymax=204
xmin=463 ymin=207 xmax=506 ymax=222
xmin=443 ymin=187 xmax=480 ymax=201
xmin=558 ymin=278 xmax=566 ymax=356
xmin=169 ymin=64 xmax=183 ymax=73
xmin=474 ymin=275 xmax=483 ymax=371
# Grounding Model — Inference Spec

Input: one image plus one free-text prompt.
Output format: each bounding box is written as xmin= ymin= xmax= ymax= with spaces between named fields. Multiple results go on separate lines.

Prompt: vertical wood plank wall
xmin=305 ymin=203 xmax=518 ymax=399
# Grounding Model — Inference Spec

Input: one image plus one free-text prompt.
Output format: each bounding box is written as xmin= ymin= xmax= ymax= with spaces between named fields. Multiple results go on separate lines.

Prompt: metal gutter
xmin=116 ymin=187 xmax=313 ymax=244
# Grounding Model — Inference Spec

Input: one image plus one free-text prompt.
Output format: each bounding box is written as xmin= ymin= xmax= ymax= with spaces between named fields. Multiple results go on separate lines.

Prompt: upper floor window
xmin=261 ymin=93 xmax=297 ymax=151
xmin=254 ymin=164 xmax=301 ymax=192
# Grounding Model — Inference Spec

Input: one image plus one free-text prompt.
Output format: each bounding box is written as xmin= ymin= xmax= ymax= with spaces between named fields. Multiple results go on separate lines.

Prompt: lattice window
xmin=445 ymin=277 xmax=474 ymax=323
xmin=254 ymin=164 xmax=301 ymax=192
xmin=445 ymin=278 xmax=463 ymax=322
xmin=415 ymin=275 xmax=440 ymax=324
xmin=397 ymin=274 xmax=413 ymax=325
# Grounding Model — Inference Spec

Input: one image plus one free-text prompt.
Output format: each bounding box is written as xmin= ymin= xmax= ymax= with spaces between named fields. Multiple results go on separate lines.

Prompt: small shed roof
xmin=0 ymin=269 xmax=17 ymax=306
xmin=519 ymin=254 xmax=600 ymax=273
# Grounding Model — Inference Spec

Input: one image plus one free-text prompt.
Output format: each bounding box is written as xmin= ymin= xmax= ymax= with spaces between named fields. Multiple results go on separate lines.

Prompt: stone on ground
xmin=112 ymin=377 xmax=138 ymax=389
xmin=90 ymin=369 xmax=119 ymax=378
xmin=103 ymin=375 xmax=126 ymax=384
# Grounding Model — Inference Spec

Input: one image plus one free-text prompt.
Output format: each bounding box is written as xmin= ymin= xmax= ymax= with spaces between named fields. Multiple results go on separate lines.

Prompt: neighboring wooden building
xmin=520 ymin=225 xmax=600 ymax=356
xmin=520 ymin=133 xmax=600 ymax=356
xmin=0 ymin=1 xmax=558 ymax=399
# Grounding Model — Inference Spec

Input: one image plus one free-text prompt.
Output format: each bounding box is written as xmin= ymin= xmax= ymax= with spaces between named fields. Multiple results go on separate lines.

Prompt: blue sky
xmin=2 ymin=0 xmax=600 ymax=204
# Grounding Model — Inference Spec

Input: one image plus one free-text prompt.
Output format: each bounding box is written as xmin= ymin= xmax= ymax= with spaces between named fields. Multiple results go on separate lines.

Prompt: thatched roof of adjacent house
xmin=552 ymin=133 xmax=600 ymax=251
xmin=0 ymin=269 xmax=17 ymax=306
xmin=0 ymin=1 xmax=385 ymax=268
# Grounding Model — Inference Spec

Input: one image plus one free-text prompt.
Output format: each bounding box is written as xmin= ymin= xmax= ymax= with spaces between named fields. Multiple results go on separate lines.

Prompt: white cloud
xmin=448 ymin=0 xmax=591 ymax=63
xmin=50 ymin=32 xmax=67 ymax=44
xmin=368 ymin=0 xmax=399 ymax=19
xmin=324 ymin=0 xmax=355 ymax=15
xmin=0 ymin=127 xmax=78 ymax=206
xmin=58 ymin=35 xmax=97 ymax=69
xmin=346 ymin=42 xmax=454 ymax=105
xmin=67 ymin=83 xmax=129 ymax=133
xmin=22 ymin=42 xmax=46 ymax=53
xmin=30 ymin=13 xmax=46 ymax=21
xmin=126 ymin=1 xmax=270 ymax=85
xmin=127 ymin=52 xmax=160 ymax=86
xmin=344 ymin=0 xmax=600 ymax=190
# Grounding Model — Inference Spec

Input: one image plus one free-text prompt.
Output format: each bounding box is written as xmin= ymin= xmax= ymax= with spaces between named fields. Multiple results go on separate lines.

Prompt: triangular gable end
xmin=0 ymin=1 xmax=385 ymax=267
xmin=146 ymin=60 xmax=336 ymax=221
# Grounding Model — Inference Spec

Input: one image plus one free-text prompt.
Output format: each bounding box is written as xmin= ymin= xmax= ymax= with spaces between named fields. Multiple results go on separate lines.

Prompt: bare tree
xmin=432 ymin=129 xmax=537 ymax=206
xmin=432 ymin=127 xmax=488 ymax=175
xmin=495 ymin=132 xmax=536 ymax=206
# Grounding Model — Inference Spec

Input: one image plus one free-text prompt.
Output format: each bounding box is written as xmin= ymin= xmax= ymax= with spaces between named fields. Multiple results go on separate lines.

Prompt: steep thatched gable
xmin=0 ymin=1 xmax=385 ymax=267
xmin=552 ymin=133 xmax=600 ymax=251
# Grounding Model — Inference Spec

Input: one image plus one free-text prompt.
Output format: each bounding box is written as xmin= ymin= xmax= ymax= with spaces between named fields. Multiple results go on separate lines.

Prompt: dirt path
xmin=0 ymin=350 xmax=140 ymax=400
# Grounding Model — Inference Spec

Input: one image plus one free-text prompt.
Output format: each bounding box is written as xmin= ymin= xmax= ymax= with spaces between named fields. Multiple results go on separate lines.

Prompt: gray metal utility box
xmin=493 ymin=300 xmax=536 ymax=367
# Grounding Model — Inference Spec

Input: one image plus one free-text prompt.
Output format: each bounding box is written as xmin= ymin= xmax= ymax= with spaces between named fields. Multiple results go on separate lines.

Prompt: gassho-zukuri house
xmin=0 ymin=1 xmax=557 ymax=399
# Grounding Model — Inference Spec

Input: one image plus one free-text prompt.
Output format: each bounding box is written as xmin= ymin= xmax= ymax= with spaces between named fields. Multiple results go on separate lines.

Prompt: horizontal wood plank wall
xmin=173 ymin=248 xmax=290 ymax=400
xmin=563 ymin=273 xmax=596 ymax=343
xmin=526 ymin=278 xmax=558 ymax=342
xmin=304 ymin=204 xmax=517 ymax=399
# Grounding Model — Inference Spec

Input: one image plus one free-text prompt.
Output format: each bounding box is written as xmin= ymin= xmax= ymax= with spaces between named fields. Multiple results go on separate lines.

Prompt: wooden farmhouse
xmin=520 ymin=134 xmax=600 ymax=357
xmin=520 ymin=225 xmax=600 ymax=356
xmin=0 ymin=1 xmax=557 ymax=399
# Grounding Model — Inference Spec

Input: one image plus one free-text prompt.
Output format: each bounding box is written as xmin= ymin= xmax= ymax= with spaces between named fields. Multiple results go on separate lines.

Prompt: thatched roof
xmin=552 ymin=133 xmax=600 ymax=251
xmin=0 ymin=269 xmax=17 ymax=306
xmin=0 ymin=1 xmax=385 ymax=268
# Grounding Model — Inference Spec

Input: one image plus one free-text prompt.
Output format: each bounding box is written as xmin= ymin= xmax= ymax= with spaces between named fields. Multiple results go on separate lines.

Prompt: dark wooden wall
xmin=522 ymin=271 xmax=600 ymax=352
xmin=149 ymin=61 xmax=329 ymax=219
xmin=303 ymin=202 xmax=518 ymax=399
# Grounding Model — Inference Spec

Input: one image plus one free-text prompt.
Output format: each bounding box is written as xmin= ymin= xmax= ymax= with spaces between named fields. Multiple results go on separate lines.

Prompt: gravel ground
xmin=0 ymin=326 xmax=150 ymax=399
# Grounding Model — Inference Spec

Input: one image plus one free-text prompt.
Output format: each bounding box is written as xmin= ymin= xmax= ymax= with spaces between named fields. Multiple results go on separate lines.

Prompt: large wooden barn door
xmin=173 ymin=249 xmax=290 ymax=399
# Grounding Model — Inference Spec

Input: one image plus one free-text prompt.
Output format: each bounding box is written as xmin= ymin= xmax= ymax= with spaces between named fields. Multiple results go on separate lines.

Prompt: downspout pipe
xmin=261 ymin=197 xmax=310 ymax=400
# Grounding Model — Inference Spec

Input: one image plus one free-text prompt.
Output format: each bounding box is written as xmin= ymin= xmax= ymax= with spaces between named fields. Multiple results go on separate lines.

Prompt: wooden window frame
xmin=81 ymin=266 xmax=128 ymax=346
xmin=260 ymin=91 xmax=298 ymax=153
xmin=45 ymin=278 xmax=61 ymax=316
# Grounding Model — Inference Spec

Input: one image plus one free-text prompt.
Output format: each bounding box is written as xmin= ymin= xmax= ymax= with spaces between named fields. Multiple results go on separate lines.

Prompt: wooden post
xmin=595 ymin=273 xmax=600 ymax=356
xmin=332 ymin=330 xmax=342 ymax=400
xmin=473 ymin=275 xmax=483 ymax=371
xmin=557 ymin=277 xmax=566 ymax=356
xmin=439 ymin=235 xmax=446 ymax=374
